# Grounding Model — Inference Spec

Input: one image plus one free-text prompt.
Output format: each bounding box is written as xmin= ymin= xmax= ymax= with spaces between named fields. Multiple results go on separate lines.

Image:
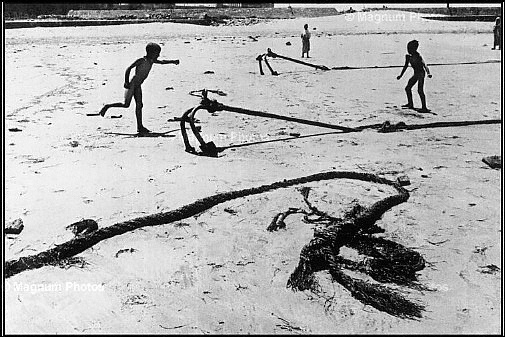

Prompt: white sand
xmin=4 ymin=11 xmax=502 ymax=334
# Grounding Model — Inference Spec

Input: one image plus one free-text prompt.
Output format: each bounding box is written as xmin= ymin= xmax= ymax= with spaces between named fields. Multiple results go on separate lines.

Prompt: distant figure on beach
xmin=397 ymin=40 xmax=432 ymax=113
xmin=492 ymin=17 xmax=501 ymax=50
xmin=288 ymin=5 xmax=294 ymax=16
xmin=301 ymin=24 xmax=311 ymax=58
xmin=99 ymin=42 xmax=179 ymax=134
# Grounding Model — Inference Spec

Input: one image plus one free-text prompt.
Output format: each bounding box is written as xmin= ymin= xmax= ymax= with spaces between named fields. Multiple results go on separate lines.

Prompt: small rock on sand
xmin=115 ymin=248 xmax=137 ymax=258
xmin=482 ymin=155 xmax=501 ymax=169
xmin=65 ymin=219 xmax=98 ymax=236
xmin=5 ymin=218 xmax=24 ymax=234
xmin=397 ymin=175 xmax=411 ymax=186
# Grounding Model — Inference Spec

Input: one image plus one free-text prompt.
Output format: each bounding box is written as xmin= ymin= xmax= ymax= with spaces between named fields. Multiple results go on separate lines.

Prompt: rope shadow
xmin=217 ymin=118 xmax=501 ymax=151
xmin=105 ymin=129 xmax=179 ymax=138
xmin=219 ymin=130 xmax=344 ymax=150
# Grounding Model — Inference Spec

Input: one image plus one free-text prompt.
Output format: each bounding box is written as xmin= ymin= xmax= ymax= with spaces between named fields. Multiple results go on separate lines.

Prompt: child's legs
xmin=417 ymin=75 xmax=427 ymax=108
xmin=405 ymin=75 xmax=418 ymax=91
xmin=405 ymin=75 xmax=418 ymax=105
xmin=99 ymin=86 xmax=135 ymax=116
xmin=133 ymin=86 xmax=144 ymax=129
xmin=123 ymin=86 xmax=135 ymax=107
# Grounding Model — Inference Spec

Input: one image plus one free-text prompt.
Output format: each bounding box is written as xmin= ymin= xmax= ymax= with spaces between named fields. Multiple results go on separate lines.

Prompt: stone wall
xmin=67 ymin=7 xmax=340 ymax=20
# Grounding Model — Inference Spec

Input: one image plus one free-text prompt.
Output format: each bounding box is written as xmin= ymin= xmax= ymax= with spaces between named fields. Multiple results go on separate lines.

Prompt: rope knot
xmin=203 ymin=98 xmax=224 ymax=114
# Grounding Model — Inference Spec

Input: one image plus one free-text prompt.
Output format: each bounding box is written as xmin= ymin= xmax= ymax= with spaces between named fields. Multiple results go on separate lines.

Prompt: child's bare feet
xmin=418 ymin=107 xmax=431 ymax=113
xmin=401 ymin=104 xmax=414 ymax=108
xmin=137 ymin=126 xmax=151 ymax=134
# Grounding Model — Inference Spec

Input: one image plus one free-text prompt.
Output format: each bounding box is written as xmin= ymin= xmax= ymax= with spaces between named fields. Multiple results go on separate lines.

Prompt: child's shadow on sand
xmin=391 ymin=107 xmax=437 ymax=118
xmin=105 ymin=131 xmax=177 ymax=138
xmin=398 ymin=111 xmax=426 ymax=118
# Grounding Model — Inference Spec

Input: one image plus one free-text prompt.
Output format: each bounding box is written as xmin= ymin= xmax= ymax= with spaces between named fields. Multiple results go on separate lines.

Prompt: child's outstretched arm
xmin=423 ymin=60 xmax=432 ymax=78
xmin=397 ymin=55 xmax=410 ymax=80
xmin=154 ymin=59 xmax=180 ymax=65
xmin=124 ymin=58 xmax=143 ymax=88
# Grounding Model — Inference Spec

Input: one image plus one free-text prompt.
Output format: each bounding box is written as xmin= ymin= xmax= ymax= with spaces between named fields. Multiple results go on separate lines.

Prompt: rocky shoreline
xmin=68 ymin=7 xmax=340 ymax=20
xmin=4 ymin=18 xmax=214 ymax=29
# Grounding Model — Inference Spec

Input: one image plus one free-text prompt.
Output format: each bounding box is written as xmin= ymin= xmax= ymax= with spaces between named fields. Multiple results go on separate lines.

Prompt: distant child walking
xmin=397 ymin=40 xmax=432 ymax=113
xmin=99 ymin=42 xmax=179 ymax=134
xmin=301 ymin=24 xmax=311 ymax=58
xmin=492 ymin=17 xmax=501 ymax=50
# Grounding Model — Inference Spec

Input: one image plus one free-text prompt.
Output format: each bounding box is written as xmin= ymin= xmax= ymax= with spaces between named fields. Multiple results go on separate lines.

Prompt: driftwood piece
xmin=267 ymin=208 xmax=305 ymax=232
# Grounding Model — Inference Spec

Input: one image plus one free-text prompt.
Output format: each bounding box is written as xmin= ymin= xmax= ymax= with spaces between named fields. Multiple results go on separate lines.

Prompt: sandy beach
xmin=4 ymin=11 xmax=502 ymax=334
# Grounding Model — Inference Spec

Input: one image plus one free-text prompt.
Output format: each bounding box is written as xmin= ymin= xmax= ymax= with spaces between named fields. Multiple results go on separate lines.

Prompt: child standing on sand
xmin=397 ymin=40 xmax=432 ymax=113
xmin=301 ymin=23 xmax=311 ymax=58
xmin=99 ymin=42 xmax=179 ymax=134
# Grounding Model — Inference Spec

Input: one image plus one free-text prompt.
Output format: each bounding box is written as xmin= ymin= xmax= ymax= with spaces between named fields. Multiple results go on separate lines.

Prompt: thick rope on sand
xmin=356 ymin=119 xmax=502 ymax=132
xmin=331 ymin=59 xmax=501 ymax=71
xmin=179 ymin=90 xmax=501 ymax=155
xmin=258 ymin=49 xmax=500 ymax=75
xmin=5 ymin=171 xmax=404 ymax=278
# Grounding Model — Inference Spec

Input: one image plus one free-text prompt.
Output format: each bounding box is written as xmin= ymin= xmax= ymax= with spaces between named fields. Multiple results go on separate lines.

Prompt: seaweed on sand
xmin=275 ymin=186 xmax=426 ymax=319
